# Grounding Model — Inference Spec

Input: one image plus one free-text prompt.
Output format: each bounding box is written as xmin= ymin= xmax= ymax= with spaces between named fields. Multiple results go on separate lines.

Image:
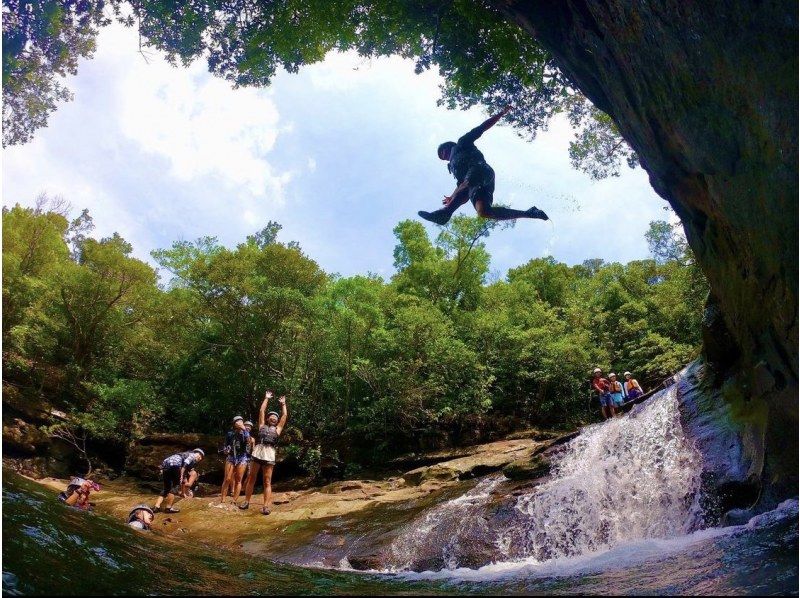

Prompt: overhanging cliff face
xmin=496 ymin=0 xmax=797 ymax=497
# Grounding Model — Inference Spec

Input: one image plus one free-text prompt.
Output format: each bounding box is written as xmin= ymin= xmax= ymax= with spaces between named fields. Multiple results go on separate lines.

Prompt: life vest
xmin=609 ymin=380 xmax=623 ymax=393
xmin=258 ymin=425 xmax=279 ymax=446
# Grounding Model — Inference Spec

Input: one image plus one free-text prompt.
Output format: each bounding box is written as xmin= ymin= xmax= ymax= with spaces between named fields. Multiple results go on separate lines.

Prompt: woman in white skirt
xmin=239 ymin=390 xmax=288 ymax=514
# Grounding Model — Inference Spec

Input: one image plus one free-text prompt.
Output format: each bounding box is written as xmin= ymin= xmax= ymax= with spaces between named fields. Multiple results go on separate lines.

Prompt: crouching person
xmin=154 ymin=448 xmax=204 ymax=513
xmin=127 ymin=505 xmax=155 ymax=531
xmin=58 ymin=477 xmax=100 ymax=510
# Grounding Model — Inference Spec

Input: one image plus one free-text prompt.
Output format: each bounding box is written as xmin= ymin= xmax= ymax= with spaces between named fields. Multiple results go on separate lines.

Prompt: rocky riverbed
xmin=28 ymin=432 xmax=569 ymax=569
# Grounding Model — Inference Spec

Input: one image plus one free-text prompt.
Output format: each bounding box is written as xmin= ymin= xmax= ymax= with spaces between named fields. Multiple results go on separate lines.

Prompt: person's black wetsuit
xmin=419 ymin=114 xmax=548 ymax=225
xmin=448 ymin=125 xmax=496 ymax=208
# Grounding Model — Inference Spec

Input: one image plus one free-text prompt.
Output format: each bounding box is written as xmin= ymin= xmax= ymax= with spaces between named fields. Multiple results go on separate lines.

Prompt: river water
xmin=3 ymin=387 xmax=798 ymax=595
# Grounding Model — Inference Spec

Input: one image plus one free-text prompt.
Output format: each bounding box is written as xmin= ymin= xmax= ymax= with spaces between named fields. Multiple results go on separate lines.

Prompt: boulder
xmin=401 ymin=440 xmax=535 ymax=486
xmin=3 ymin=418 xmax=51 ymax=455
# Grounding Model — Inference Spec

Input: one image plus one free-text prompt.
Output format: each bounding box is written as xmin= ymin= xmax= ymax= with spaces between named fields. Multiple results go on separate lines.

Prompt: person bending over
xmin=220 ymin=415 xmax=250 ymax=505
xmin=154 ymin=448 xmax=204 ymax=513
xmin=419 ymin=105 xmax=549 ymax=226
xmin=240 ymin=391 xmax=288 ymax=515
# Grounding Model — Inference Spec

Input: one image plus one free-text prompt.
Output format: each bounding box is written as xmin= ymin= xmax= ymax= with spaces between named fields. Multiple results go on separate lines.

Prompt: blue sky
xmin=2 ymin=24 xmax=671 ymax=281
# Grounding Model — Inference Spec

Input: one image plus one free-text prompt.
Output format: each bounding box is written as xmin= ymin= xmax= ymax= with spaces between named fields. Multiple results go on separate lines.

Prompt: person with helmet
xmin=624 ymin=371 xmax=644 ymax=400
xmin=58 ymin=477 xmax=100 ymax=510
xmin=240 ymin=391 xmax=288 ymax=515
xmin=127 ymin=505 xmax=155 ymax=531
xmin=242 ymin=420 xmax=255 ymax=486
xmin=154 ymin=448 xmax=204 ymax=513
xmin=219 ymin=415 xmax=250 ymax=505
xmin=591 ymin=367 xmax=616 ymax=420
xmin=608 ymin=373 xmax=625 ymax=409
xmin=418 ymin=105 xmax=549 ymax=226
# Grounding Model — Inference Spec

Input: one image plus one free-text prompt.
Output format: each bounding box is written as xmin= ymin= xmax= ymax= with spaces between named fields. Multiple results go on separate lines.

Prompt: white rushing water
xmin=381 ymin=383 xmax=708 ymax=573
xmin=510 ymin=383 xmax=705 ymax=562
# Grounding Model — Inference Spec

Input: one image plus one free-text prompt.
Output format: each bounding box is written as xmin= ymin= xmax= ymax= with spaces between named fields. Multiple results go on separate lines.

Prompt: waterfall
xmin=511 ymin=384 xmax=704 ymax=562
xmin=382 ymin=384 xmax=706 ymax=572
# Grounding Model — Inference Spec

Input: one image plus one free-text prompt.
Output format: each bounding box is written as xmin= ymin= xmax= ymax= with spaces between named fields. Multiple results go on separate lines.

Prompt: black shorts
xmin=465 ymin=164 xmax=495 ymax=206
xmin=161 ymin=466 xmax=182 ymax=497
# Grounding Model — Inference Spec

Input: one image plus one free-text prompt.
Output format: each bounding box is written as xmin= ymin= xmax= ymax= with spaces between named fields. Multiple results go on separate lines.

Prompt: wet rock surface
xmin=497 ymin=0 xmax=798 ymax=500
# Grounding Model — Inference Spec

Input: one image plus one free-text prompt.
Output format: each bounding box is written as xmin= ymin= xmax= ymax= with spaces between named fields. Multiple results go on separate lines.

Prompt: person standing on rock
xmin=242 ymin=420 xmax=255 ymax=487
xmin=220 ymin=415 xmax=250 ymax=506
xmin=592 ymin=368 xmax=615 ymax=420
xmin=154 ymin=448 xmax=204 ymax=513
xmin=418 ymin=105 xmax=549 ymax=226
xmin=239 ymin=391 xmax=288 ymax=515
xmin=608 ymin=373 xmax=625 ymax=410
xmin=624 ymin=371 xmax=644 ymax=400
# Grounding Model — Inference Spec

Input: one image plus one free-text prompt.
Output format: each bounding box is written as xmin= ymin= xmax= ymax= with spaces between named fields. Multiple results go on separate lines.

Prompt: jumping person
xmin=240 ymin=391 xmax=288 ymax=515
xmin=220 ymin=416 xmax=250 ymax=505
xmin=418 ymin=105 xmax=549 ymax=226
xmin=154 ymin=448 xmax=204 ymax=513
xmin=592 ymin=368 xmax=616 ymax=420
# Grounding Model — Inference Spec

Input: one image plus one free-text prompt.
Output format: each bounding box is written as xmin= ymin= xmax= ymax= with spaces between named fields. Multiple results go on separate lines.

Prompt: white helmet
xmin=593 ymin=367 xmax=602 ymax=374
xmin=624 ymin=371 xmax=632 ymax=377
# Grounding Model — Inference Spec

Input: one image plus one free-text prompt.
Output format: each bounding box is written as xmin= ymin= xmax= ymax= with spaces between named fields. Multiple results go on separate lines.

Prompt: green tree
xmin=2 ymin=0 xmax=108 ymax=146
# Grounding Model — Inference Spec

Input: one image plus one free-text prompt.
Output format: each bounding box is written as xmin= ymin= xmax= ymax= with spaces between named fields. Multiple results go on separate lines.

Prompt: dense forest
xmin=3 ymin=197 xmax=706 ymax=475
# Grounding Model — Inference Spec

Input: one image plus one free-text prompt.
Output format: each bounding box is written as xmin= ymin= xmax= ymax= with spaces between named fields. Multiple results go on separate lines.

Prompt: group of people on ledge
xmin=151 ymin=390 xmax=288 ymax=522
xmin=591 ymin=368 xmax=645 ymax=420
xmin=56 ymin=390 xmax=289 ymax=531
xmin=217 ymin=391 xmax=288 ymax=514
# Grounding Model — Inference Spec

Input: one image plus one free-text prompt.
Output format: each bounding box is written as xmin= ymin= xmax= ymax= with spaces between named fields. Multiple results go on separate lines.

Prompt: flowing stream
xmin=382 ymin=385 xmax=706 ymax=572
xmin=3 ymin=386 xmax=798 ymax=594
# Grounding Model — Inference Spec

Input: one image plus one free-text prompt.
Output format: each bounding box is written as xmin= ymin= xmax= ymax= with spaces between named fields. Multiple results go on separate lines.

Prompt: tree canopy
xmin=3 ymin=198 xmax=706 ymax=476
xmin=2 ymin=0 xmax=637 ymax=178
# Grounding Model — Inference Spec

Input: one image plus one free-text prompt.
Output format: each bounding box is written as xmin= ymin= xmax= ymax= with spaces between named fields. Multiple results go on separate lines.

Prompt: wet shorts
xmin=612 ymin=392 xmax=625 ymax=407
xmin=226 ymin=454 xmax=248 ymax=467
xmin=252 ymin=444 xmax=276 ymax=465
xmin=627 ymin=389 xmax=642 ymax=400
xmin=599 ymin=393 xmax=614 ymax=408
xmin=160 ymin=466 xmax=182 ymax=497
xmin=465 ymin=163 xmax=495 ymax=207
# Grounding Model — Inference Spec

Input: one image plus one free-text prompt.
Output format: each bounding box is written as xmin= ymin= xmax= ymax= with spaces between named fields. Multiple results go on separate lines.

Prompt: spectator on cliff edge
xmin=592 ymin=367 xmax=616 ymax=420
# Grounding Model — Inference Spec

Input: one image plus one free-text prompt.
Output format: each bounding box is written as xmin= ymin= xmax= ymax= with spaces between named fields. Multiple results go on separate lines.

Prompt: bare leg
xmin=232 ymin=463 xmax=247 ymax=503
xmin=220 ymin=460 xmax=234 ymax=503
xmin=164 ymin=493 xmax=176 ymax=509
xmin=261 ymin=464 xmax=275 ymax=514
xmin=154 ymin=495 xmax=164 ymax=509
xmin=243 ymin=463 xmax=261 ymax=505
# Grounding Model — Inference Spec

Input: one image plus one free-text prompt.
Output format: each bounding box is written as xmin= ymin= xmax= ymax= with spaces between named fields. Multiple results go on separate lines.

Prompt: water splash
xmin=514 ymin=384 xmax=704 ymax=561
xmin=385 ymin=476 xmax=504 ymax=572
xmin=381 ymin=385 xmax=706 ymax=572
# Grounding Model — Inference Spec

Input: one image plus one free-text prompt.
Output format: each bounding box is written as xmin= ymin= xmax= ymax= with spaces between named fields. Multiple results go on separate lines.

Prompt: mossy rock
xmin=502 ymin=453 xmax=551 ymax=481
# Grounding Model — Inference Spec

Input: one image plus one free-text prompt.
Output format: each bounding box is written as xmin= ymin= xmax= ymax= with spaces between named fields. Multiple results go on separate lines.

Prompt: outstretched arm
xmin=258 ymin=390 xmax=273 ymax=428
xmin=443 ymin=180 xmax=470 ymax=206
xmin=276 ymin=396 xmax=288 ymax=435
xmin=460 ymin=105 xmax=512 ymax=144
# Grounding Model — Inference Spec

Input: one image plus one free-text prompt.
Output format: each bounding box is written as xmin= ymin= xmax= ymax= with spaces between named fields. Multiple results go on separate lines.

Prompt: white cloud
xmin=102 ymin=26 xmax=288 ymax=203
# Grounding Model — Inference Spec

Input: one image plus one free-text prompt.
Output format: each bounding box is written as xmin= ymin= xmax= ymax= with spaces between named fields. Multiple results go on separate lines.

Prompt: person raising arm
xmin=240 ymin=391 xmax=289 ymax=515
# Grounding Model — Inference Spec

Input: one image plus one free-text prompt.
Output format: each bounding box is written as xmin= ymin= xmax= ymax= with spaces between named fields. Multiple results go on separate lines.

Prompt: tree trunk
xmin=496 ymin=0 xmax=797 ymax=500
